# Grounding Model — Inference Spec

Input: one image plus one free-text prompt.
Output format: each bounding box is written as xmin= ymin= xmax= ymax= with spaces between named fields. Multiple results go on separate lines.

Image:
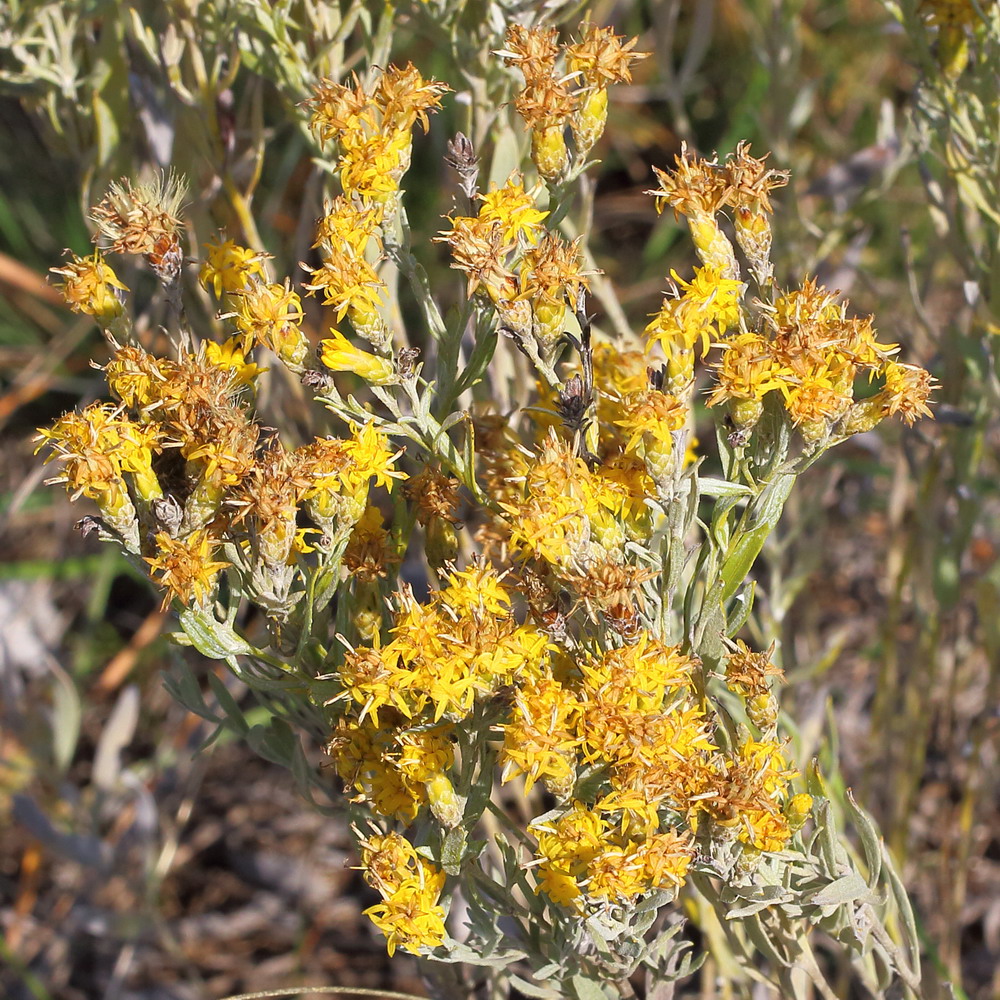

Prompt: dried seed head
xmin=91 ymin=171 xmax=187 ymax=282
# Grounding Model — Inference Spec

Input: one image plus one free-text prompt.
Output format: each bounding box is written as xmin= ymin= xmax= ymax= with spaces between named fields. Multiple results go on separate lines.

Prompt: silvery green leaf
xmin=206 ymin=672 xmax=249 ymax=735
xmin=584 ymin=915 xmax=616 ymax=954
xmin=442 ymin=827 xmax=467 ymax=874
xmin=439 ymin=409 xmax=467 ymax=434
xmin=533 ymin=963 xmax=563 ymax=980
xmin=807 ymin=870 xmax=871 ymax=907
xmin=742 ymin=912 xmax=792 ymax=967
xmin=845 ymin=789 xmax=883 ymax=888
xmin=508 ymin=974 xmax=564 ymax=999
xmin=726 ymin=897 xmax=784 ymax=919
xmin=726 ymin=581 xmax=757 ymax=636
xmin=698 ymin=478 xmax=753 ymax=498
xmin=246 ymin=718 xmax=296 ymax=767
xmin=881 ymin=840 xmax=922 ymax=979
xmin=178 ymin=607 xmax=254 ymax=659
xmin=570 ymin=974 xmax=615 ymax=1000
xmin=162 ymin=661 xmax=218 ymax=721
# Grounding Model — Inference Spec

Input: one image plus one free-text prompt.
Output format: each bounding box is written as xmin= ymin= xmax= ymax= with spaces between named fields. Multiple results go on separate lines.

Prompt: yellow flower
xmin=434 ymin=214 xmax=518 ymax=302
xmin=438 ymin=561 xmax=512 ymax=617
xmin=360 ymin=831 xmax=421 ymax=894
xmin=645 ymin=266 xmax=743 ymax=361
xmin=339 ymin=129 xmax=413 ymax=204
xmin=339 ymin=421 xmax=406 ymax=496
xmin=319 ymin=329 xmax=397 ymax=384
xmin=50 ymin=251 xmax=128 ymax=321
xmin=144 ymin=530 xmax=229 ymax=609
xmin=203 ymin=338 xmax=266 ymax=386
xmin=104 ymin=345 xmax=174 ymax=410
xmin=706 ymin=332 xmax=787 ymax=406
xmin=36 ymin=404 xmax=132 ymax=514
xmin=364 ymin=878 xmax=447 ymax=957
xmin=877 ymin=361 xmax=935 ymax=424
xmin=502 ymin=675 xmax=581 ymax=795
xmin=116 ymin=420 xmax=163 ymax=501
xmin=648 ymin=148 xmax=730 ymax=218
xmin=303 ymin=247 xmax=387 ymax=344
xmin=498 ymin=24 xmax=560 ymax=81
xmin=477 ymin=174 xmax=549 ymax=244
xmin=536 ymin=863 xmax=581 ymax=907
xmin=304 ymin=75 xmax=372 ymax=148
xmin=360 ymin=830 xmax=448 ymax=955
xmin=344 ymin=504 xmax=396 ymax=581
xmin=200 ymin=239 xmax=267 ymax=297
xmin=643 ymin=829 xmax=695 ymax=889
xmin=314 ymin=196 xmax=384 ymax=256
xmin=232 ymin=280 xmax=307 ymax=365
xmin=565 ymin=23 xmax=648 ymax=89
xmin=371 ymin=62 xmax=451 ymax=135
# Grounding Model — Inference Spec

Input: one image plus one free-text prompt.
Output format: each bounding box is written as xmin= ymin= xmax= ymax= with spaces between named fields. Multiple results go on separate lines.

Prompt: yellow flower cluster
xmin=200 ymin=238 xmax=309 ymax=370
xmin=334 ymin=562 xmax=549 ymax=728
xmin=648 ymin=142 xmax=788 ymax=285
xmin=303 ymin=66 xmax=445 ymax=355
xmin=642 ymin=148 xmax=934 ymax=443
xmin=644 ymin=265 xmax=743 ymax=392
xmin=500 ymin=23 xmax=648 ymax=178
xmin=436 ymin=174 xmax=590 ymax=358
xmin=327 ymin=553 xmax=809 ymax=916
xmin=303 ymin=196 xmax=390 ymax=350
xmin=38 ymin=340 xmax=402 ymax=612
xmin=497 ymin=431 xmax=656 ymax=572
xmin=50 ymin=251 xmax=129 ymax=324
xmin=531 ymin=802 xmax=695 ymax=908
xmin=500 ymin=630 xmax=811 ymax=908
xmin=360 ymin=832 xmax=447 ymax=956
xmin=706 ymin=281 xmax=933 ymax=443
xmin=306 ymin=64 xmax=449 ymax=205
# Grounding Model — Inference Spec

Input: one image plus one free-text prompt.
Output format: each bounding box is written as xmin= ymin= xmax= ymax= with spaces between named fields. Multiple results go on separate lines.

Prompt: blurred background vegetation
xmin=0 ymin=0 xmax=997 ymax=997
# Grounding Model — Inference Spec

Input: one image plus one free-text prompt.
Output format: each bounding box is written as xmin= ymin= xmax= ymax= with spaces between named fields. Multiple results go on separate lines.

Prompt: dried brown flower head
xmin=91 ymin=171 xmax=187 ymax=281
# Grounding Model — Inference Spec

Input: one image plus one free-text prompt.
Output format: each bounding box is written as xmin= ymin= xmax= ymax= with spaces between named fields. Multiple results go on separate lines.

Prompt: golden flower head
xmin=404 ymin=466 xmax=462 ymax=525
xmin=565 ymin=23 xmax=649 ymax=88
xmin=50 ymin=250 xmax=128 ymax=321
xmin=647 ymin=145 xmax=731 ymax=218
xmin=304 ymin=75 xmax=372 ymax=148
xmin=144 ymin=529 xmax=229 ymax=609
xmin=725 ymin=141 xmax=789 ymax=215
xmin=434 ymin=215 xmax=517 ymax=300
xmin=514 ymin=75 xmax=578 ymax=130
xmin=314 ymin=196 xmax=384 ymax=256
xmin=200 ymin=239 xmax=269 ymax=297
xmin=476 ymin=174 xmax=549 ymax=244
xmin=877 ymin=361 xmax=935 ymax=424
xmin=724 ymin=639 xmax=783 ymax=699
xmin=371 ymin=62 xmax=451 ymax=134
xmin=232 ymin=279 xmax=307 ymax=365
xmin=498 ymin=24 xmax=561 ymax=82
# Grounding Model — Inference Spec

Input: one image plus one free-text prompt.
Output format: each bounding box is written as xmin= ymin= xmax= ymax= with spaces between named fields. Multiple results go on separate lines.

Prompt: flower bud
xmin=532 ymin=124 xmax=568 ymax=181
xmin=426 ymin=772 xmax=464 ymax=829
xmin=571 ymin=88 xmax=608 ymax=155
xmin=785 ymin=793 xmax=813 ymax=832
